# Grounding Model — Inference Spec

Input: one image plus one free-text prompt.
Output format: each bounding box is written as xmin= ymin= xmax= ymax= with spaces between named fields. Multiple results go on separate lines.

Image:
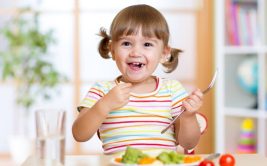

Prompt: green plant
xmin=0 ymin=8 xmax=66 ymax=112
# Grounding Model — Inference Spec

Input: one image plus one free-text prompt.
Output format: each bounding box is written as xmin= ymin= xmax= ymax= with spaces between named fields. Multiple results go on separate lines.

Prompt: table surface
xmin=17 ymin=153 xmax=267 ymax=166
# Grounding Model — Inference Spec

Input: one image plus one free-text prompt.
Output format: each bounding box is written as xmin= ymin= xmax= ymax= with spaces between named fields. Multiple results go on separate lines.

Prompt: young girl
xmin=72 ymin=4 xmax=203 ymax=155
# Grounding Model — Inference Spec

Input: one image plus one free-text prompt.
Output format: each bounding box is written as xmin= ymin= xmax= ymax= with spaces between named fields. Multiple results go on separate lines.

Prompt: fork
xmin=161 ymin=68 xmax=218 ymax=134
xmin=190 ymin=153 xmax=221 ymax=166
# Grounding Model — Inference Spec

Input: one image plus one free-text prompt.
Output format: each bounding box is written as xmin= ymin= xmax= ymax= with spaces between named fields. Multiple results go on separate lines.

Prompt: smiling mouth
xmin=128 ymin=62 xmax=145 ymax=69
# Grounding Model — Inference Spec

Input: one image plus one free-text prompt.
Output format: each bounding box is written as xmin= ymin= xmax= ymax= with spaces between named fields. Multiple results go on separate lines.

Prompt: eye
xmin=144 ymin=42 xmax=153 ymax=47
xmin=121 ymin=41 xmax=131 ymax=46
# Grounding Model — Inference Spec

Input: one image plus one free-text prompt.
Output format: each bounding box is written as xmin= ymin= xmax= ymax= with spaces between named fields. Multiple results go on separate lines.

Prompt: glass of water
xmin=35 ymin=109 xmax=66 ymax=165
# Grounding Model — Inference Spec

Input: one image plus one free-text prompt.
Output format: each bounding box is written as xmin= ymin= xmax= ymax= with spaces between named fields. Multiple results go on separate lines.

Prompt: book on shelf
xmin=225 ymin=0 xmax=259 ymax=46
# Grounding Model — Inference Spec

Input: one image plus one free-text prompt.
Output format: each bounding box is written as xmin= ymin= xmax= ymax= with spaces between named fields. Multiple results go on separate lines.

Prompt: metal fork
xmin=191 ymin=153 xmax=221 ymax=166
xmin=161 ymin=68 xmax=218 ymax=134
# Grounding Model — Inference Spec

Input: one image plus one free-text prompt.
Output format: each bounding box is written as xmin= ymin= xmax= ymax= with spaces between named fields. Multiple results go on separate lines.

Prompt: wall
xmin=0 ymin=0 xmax=214 ymax=155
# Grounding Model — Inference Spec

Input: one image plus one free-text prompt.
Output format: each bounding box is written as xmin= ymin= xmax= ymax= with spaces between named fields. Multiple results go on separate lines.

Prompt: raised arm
xmin=72 ymin=83 xmax=132 ymax=142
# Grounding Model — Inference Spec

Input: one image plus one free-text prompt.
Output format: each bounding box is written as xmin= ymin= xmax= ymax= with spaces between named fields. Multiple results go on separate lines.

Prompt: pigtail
xmin=98 ymin=27 xmax=111 ymax=59
xmin=161 ymin=48 xmax=183 ymax=73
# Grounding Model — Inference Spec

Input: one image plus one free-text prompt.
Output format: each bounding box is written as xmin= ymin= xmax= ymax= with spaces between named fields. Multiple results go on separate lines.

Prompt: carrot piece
xmin=184 ymin=155 xmax=202 ymax=163
xmin=115 ymin=157 xmax=122 ymax=163
xmin=138 ymin=157 xmax=156 ymax=164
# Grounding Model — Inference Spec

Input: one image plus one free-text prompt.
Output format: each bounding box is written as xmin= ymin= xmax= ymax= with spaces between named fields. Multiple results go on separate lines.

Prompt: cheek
xmin=112 ymin=50 xmax=120 ymax=60
xmin=148 ymin=52 xmax=163 ymax=64
xmin=146 ymin=57 xmax=161 ymax=71
xmin=114 ymin=56 xmax=127 ymax=69
xmin=113 ymin=48 xmax=126 ymax=58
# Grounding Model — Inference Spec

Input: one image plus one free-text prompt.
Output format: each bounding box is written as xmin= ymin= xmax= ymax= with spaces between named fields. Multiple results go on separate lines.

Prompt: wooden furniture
xmin=195 ymin=0 xmax=214 ymax=154
xmin=214 ymin=0 xmax=267 ymax=155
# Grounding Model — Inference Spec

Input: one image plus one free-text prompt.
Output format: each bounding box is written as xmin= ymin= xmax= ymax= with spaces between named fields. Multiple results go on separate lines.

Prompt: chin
xmin=126 ymin=76 xmax=150 ymax=83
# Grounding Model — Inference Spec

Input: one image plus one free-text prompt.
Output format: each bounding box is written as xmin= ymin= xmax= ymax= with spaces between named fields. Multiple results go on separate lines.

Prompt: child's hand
xmin=182 ymin=89 xmax=203 ymax=116
xmin=102 ymin=83 xmax=132 ymax=111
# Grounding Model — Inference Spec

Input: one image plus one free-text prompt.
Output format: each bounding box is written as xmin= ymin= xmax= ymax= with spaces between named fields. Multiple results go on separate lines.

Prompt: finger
xmin=115 ymin=84 xmax=132 ymax=94
xmin=189 ymin=95 xmax=201 ymax=103
xmin=192 ymin=89 xmax=203 ymax=99
xmin=188 ymin=94 xmax=202 ymax=103
xmin=183 ymin=101 xmax=193 ymax=110
xmin=192 ymin=92 xmax=204 ymax=107
xmin=120 ymin=86 xmax=132 ymax=97
xmin=119 ymin=83 xmax=132 ymax=88
xmin=122 ymin=85 xmax=132 ymax=94
xmin=189 ymin=99 xmax=195 ymax=105
xmin=187 ymin=99 xmax=197 ymax=109
xmin=186 ymin=97 xmax=201 ymax=108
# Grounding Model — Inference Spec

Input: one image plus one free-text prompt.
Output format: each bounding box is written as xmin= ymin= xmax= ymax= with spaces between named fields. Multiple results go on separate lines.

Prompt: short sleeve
xmin=169 ymin=80 xmax=189 ymax=117
xmin=77 ymin=82 xmax=108 ymax=112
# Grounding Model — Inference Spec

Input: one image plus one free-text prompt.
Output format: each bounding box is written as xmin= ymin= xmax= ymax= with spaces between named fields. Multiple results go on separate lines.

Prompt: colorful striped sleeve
xmin=77 ymin=82 xmax=107 ymax=112
xmin=169 ymin=80 xmax=189 ymax=117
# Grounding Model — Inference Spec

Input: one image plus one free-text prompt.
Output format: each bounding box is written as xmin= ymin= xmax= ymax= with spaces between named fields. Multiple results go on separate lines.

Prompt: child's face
xmin=110 ymin=29 xmax=170 ymax=83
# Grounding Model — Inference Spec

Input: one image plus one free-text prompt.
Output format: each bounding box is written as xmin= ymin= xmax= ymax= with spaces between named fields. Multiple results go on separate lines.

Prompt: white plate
xmin=110 ymin=157 xmax=202 ymax=166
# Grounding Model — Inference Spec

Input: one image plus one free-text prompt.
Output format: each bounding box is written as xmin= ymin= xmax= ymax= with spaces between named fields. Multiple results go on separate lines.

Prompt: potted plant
xmin=0 ymin=8 xmax=66 ymax=164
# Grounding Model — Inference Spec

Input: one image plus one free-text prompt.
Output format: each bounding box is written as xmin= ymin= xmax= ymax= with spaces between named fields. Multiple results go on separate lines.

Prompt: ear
xmin=109 ymin=41 xmax=115 ymax=60
xmin=160 ymin=46 xmax=171 ymax=63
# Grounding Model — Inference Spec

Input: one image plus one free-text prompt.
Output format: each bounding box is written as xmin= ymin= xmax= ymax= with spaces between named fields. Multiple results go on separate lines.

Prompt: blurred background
xmin=0 ymin=0 xmax=266 ymax=164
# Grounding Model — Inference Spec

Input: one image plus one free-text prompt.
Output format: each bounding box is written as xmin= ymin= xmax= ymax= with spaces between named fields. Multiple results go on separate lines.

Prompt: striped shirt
xmin=78 ymin=76 xmax=188 ymax=154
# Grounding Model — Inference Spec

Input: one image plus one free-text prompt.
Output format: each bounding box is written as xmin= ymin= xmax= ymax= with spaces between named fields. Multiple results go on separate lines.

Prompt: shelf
xmin=224 ymin=46 xmax=267 ymax=54
xmin=225 ymin=108 xmax=258 ymax=117
xmin=215 ymin=0 xmax=267 ymax=155
xmin=224 ymin=117 xmax=258 ymax=153
xmin=224 ymin=107 xmax=266 ymax=118
xmin=224 ymin=54 xmax=258 ymax=109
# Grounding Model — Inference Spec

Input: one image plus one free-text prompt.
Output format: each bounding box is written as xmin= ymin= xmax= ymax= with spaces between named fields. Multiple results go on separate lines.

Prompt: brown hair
xmin=98 ymin=4 xmax=182 ymax=73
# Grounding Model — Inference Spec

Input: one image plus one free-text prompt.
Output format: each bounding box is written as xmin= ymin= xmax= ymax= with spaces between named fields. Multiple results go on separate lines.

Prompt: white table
xmin=20 ymin=153 xmax=267 ymax=166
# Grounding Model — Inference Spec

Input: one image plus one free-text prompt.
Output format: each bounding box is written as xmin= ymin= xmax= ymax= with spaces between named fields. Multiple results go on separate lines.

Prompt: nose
xmin=130 ymin=45 xmax=142 ymax=57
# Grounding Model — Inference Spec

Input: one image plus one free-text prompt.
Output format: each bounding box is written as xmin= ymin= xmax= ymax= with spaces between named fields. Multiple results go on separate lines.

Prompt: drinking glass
xmin=35 ymin=109 xmax=66 ymax=165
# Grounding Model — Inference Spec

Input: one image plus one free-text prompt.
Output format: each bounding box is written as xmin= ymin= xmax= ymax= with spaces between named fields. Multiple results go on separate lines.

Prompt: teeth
xmin=129 ymin=62 xmax=144 ymax=68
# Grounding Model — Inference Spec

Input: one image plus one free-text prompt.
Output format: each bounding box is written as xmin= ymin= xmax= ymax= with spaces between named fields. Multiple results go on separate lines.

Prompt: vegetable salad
xmin=115 ymin=147 xmax=202 ymax=165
